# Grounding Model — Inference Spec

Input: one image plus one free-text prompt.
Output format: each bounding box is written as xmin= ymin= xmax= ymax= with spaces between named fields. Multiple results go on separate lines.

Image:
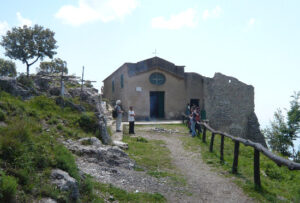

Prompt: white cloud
xmin=249 ymin=18 xmax=255 ymax=26
xmin=151 ymin=8 xmax=198 ymax=30
xmin=243 ymin=18 xmax=256 ymax=32
xmin=202 ymin=6 xmax=222 ymax=20
xmin=55 ymin=0 xmax=138 ymax=26
xmin=16 ymin=12 xmax=33 ymax=27
xmin=0 ymin=21 xmax=9 ymax=36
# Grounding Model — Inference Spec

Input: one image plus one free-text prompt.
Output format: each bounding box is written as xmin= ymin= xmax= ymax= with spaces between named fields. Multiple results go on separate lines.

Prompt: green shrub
xmin=57 ymin=123 xmax=63 ymax=130
xmin=29 ymin=96 xmax=59 ymax=112
xmin=80 ymin=175 xmax=94 ymax=195
xmin=0 ymin=109 xmax=5 ymax=121
xmin=136 ymin=137 xmax=148 ymax=143
xmin=17 ymin=74 xmax=33 ymax=88
xmin=78 ymin=113 xmax=97 ymax=133
xmin=33 ymin=145 xmax=51 ymax=169
xmin=26 ymin=109 xmax=37 ymax=117
xmin=0 ymin=135 xmax=24 ymax=163
xmin=265 ymin=163 xmax=285 ymax=180
xmin=0 ymin=173 xmax=18 ymax=202
xmin=53 ymin=145 xmax=79 ymax=180
xmin=48 ymin=118 xmax=58 ymax=125
xmin=62 ymin=127 xmax=74 ymax=137
xmin=12 ymin=169 xmax=30 ymax=186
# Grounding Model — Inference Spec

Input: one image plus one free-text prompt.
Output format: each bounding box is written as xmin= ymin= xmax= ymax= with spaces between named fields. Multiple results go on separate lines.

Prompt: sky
xmin=0 ymin=0 xmax=299 ymax=133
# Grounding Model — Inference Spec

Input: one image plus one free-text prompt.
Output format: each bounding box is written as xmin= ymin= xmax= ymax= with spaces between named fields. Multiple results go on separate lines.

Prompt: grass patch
xmin=0 ymin=91 xmax=166 ymax=202
xmin=123 ymin=134 xmax=174 ymax=171
xmin=180 ymin=126 xmax=300 ymax=202
xmin=95 ymin=182 xmax=166 ymax=203
xmin=123 ymin=125 xmax=186 ymax=186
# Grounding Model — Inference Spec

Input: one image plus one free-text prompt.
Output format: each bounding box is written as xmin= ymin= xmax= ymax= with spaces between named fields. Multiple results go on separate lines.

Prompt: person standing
xmin=115 ymin=100 xmax=123 ymax=132
xmin=128 ymin=106 xmax=135 ymax=134
xmin=190 ymin=107 xmax=197 ymax=137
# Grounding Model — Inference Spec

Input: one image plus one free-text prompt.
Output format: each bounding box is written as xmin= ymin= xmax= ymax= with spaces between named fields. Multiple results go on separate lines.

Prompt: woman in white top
xmin=128 ymin=106 xmax=135 ymax=134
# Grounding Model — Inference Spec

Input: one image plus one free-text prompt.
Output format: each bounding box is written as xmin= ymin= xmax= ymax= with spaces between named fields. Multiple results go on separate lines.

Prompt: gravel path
xmin=76 ymin=124 xmax=254 ymax=202
xmin=138 ymin=127 xmax=254 ymax=203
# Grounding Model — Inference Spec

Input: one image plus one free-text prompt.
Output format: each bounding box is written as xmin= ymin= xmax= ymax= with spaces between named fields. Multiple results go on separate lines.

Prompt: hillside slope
xmin=0 ymin=76 xmax=165 ymax=202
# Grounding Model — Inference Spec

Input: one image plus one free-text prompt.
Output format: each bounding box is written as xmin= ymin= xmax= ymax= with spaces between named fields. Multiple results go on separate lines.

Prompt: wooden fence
xmin=183 ymin=116 xmax=300 ymax=188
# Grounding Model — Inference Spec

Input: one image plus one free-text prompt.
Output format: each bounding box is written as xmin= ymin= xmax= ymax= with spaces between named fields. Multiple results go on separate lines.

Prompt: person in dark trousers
xmin=128 ymin=106 xmax=135 ymax=134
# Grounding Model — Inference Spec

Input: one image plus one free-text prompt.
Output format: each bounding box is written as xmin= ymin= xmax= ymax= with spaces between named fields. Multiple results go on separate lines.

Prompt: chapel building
xmin=103 ymin=56 xmax=267 ymax=146
xmin=103 ymin=56 xmax=205 ymax=120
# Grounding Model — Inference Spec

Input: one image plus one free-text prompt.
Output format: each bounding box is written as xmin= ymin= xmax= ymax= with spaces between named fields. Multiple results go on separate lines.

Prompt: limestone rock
xmin=0 ymin=76 xmax=32 ymax=99
xmin=0 ymin=121 xmax=7 ymax=127
xmin=63 ymin=137 xmax=135 ymax=170
xmin=50 ymin=169 xmax=79 ymax=200
xmin=37 ymin=198 xmax=57 ymax=203
xmin=112 ymin=140 xmax=129 ymax=150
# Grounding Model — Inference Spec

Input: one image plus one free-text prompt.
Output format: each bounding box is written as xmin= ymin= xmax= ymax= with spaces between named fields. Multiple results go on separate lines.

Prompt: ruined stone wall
xmin=203 ymin=73 xmax=266 ymax=146
xmin=184 ymin=73 xmax=205 ymax=109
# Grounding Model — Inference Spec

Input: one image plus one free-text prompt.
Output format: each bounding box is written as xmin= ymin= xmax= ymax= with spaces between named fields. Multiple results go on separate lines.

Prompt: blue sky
xmin=0 ymin=0 xmax=300 ymax=132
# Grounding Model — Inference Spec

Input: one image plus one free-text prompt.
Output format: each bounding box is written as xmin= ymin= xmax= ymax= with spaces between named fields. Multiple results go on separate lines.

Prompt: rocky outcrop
xmin=63 ymin=137 xmax=134 ymax=170
xmin=0 ymin=76 xmax=32 ymax=99
xmin=50 ymin=169 xmax=79 ymax=200
xmin=36 ymin=198 xmax=57 ymax=203
xmin=112 ymin=140 xmax=129 ymax=150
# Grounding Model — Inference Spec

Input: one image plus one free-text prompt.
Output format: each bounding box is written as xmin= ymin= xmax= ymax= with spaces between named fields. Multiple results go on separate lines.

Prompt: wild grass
xmin=0 ymin=91 xmax=169 ymax=202
xmin=178 ymin=124 xmax=300 ymax=202
xmin=123 ymin=125 xmax=186 ymax=186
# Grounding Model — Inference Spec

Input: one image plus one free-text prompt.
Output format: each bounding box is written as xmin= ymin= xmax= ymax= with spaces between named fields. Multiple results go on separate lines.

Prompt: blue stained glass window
xmin=149 ymin=72 xmax=166 ymax=85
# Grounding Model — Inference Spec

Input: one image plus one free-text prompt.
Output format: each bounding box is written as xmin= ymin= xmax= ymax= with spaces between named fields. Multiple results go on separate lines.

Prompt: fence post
xmin=220 ymin=135 xmax=224 ymax=163
xmin=209 ymin=133 xmax=215 ymax=152
xmin=202 ymin=126 xmax=206 ymax=143
xmin=254 ymin=148 xmax=261 ymax=189
xmin=232 ymin=141 xmax=240 ymax=174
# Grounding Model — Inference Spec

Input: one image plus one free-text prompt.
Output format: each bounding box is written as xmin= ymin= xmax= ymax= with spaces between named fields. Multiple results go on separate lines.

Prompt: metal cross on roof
xmin=152 ymin=49 xmax=158 ymax=56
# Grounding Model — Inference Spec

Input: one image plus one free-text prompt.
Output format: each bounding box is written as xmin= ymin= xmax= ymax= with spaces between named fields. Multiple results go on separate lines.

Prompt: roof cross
xmin=152 ymin=49 xmax=158 ymax=56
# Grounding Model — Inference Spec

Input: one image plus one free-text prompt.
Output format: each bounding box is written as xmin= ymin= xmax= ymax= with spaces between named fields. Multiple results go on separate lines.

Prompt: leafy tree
xmin=39 ymin=58 xmax=68 ymax=74
xmin=0 ymin=58 xmax=16 ymax=77
xmin=0 ymin=24 xmax=57 ymax=77
xmin=264 ymin=91 xmax=300 ymax=158
xmin=287 ymin=92 xmax=300 ymax=136
xmin=264 ymin=109 xmax=293 ymax=156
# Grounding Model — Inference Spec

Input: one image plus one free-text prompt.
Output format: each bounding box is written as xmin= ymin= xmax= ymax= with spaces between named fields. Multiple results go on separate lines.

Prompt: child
xmin=128 ymin=106 xmax=135 ymax=134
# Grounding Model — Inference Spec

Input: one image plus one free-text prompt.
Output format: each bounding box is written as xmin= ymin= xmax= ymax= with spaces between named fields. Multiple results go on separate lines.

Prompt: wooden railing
xmin=182 ymin=116 xmax=300 ymax=188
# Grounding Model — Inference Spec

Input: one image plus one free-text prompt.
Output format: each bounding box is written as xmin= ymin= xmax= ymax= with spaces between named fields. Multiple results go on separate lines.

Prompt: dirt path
xmin=138 ymin=127 xmax=254 ymax=203
xmin=77 ymin=123 xmax=254 ymax=202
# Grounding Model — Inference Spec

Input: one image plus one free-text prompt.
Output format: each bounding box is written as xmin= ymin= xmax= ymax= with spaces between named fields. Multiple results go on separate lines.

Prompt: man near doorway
xmin=128 ymin=106 xmax=135 ymax=134
xmin=115 ymin=100 xmax=123 ymax=132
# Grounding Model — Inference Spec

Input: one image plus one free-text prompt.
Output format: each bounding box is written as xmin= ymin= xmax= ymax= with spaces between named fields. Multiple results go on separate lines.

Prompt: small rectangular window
xmin=112 ymin=80 xmax=115 ymax=93
xmin=121 ymin=74 xmax=124 ymax=88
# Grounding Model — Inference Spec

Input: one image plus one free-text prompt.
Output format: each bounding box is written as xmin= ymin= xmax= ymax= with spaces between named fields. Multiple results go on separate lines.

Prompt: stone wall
xmin=203 ymin=73 xmax=266 ymax=147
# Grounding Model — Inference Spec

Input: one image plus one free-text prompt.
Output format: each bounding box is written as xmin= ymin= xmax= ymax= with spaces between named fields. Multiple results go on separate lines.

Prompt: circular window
xmin=149 ymin=72 xmax=166 ymax=85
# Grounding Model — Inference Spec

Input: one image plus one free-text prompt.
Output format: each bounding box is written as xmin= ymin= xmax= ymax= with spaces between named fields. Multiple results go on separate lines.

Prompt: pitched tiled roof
xmin=127 ymin=57 xmax=185 ymax=78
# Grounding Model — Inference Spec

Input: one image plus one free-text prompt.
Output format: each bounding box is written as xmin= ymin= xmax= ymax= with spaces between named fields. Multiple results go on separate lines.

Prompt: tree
xmin=39 ymin=58 xmax=68 ymax=75
xmin=0 ymin=24 xmax=57 ymax=77
xmin=264 ymin=109 xmax=293 ymax=156
xmin=287 ymin=92 xmax=300 ymax=137
xmin=263 ymin=92 xmax=300 ymax=158
xmin=0 ymin=58 xmax=16 ymax=77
